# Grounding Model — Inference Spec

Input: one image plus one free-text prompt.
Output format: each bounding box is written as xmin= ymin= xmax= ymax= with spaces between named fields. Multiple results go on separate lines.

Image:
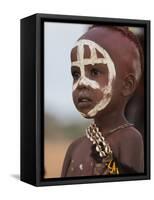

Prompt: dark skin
xmin=61 ymin=27 xmax=144 ymax=177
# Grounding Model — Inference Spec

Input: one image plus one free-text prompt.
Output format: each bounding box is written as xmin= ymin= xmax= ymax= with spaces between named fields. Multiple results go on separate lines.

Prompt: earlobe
xmin=122 ymin=74 xmax=137 ymax=97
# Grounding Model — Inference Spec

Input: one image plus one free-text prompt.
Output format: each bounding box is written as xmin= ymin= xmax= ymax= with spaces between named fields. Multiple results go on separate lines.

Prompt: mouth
xmin=77 ymin=96 xmax=92 ymax=108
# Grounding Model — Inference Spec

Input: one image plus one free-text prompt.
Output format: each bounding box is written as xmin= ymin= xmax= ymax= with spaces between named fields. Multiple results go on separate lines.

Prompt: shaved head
xmin=79 ymin=26 xmax=142 ymax=82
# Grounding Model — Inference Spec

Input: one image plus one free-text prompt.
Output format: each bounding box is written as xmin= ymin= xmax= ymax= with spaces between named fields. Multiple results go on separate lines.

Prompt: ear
xmin=121 ymin=74 xmax=137 ymax=97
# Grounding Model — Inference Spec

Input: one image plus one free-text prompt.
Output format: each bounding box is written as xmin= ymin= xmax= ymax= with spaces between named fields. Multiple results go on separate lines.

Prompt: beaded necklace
xmin=86 ymin=122 xmax=133 ymax=175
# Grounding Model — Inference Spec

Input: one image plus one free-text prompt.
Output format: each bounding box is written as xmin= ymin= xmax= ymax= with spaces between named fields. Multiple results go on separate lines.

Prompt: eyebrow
xmin=71 ymin=66 xmax=80 ymax=70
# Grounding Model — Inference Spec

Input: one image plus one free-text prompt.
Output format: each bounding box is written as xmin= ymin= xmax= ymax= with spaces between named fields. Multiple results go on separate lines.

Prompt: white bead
xmin=99 ymin=152 xmax=103 ymax=157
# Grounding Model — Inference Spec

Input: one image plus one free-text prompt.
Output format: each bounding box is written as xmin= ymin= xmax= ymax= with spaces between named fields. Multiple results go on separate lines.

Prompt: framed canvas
xmin=20 ymin=13 xmax=150 ymax=186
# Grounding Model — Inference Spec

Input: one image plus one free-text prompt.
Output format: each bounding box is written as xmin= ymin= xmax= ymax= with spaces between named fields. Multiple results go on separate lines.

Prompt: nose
xmin=77 ymin=77 xmax=89 ymax=90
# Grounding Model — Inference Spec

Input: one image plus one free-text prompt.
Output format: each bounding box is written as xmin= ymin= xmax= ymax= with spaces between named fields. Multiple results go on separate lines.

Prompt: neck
xmin=94 ymin=106 xmax=128 ymax=136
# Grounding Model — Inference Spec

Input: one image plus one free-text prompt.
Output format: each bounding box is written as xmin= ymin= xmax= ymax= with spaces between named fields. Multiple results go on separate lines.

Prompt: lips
xmin=77 ymin=96 xmax=92 ymax=108
xmin=78 ymin=97 xmax=91 ymax=103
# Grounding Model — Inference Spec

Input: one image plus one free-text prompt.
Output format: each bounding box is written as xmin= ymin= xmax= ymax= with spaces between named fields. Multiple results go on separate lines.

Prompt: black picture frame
xmin=20 ymin=13 xmax=150 ymax=186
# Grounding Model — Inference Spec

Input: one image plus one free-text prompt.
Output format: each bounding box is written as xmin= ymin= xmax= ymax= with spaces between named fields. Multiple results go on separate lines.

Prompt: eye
xmin=90 ymin=68 xmax=102 ymax=76
xmin=71 ymin=71 xmax=80 ymax=80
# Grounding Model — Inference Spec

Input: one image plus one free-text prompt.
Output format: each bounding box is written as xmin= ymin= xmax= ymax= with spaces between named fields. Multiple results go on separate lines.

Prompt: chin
xmin=83 ymin=115 xmax=94 ymax=119
xmin=80 ymin=111 xmax=95 ymax=119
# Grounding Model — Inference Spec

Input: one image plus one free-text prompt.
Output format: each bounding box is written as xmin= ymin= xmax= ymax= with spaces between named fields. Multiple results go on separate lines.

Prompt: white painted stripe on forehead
xmin=90 ymin=44 xmax=97 ymax=65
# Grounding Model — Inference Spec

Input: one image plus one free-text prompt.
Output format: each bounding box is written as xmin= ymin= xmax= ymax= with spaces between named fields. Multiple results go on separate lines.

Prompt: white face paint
xmin=71 ymin=39 xmax=116 ymax=117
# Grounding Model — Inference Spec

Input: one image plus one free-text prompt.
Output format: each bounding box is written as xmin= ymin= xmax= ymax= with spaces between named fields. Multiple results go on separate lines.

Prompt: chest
xmin=66 ymin=140 xmax=96 ymax=177
xmin=66 ymin=135 xmax=120 ymax=177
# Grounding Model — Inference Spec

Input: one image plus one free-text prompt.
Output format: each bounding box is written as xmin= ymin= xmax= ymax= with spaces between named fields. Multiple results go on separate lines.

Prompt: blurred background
xmin=44 ymin=23 xmax=144 ymax=178
xmin=44 ymin=22 xmax=91 ymax=178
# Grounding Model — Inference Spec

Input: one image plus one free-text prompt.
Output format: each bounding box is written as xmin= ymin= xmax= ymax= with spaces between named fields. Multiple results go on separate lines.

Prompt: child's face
xmin=71 ymin=27 xmax=141 ymax=118
xmin=71 ymin=39 xmax=116 ymax=118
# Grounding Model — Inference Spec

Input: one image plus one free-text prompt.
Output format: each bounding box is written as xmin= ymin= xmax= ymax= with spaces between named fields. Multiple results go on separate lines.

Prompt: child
xmin=61 ymin=26 xmax=144 ymax=177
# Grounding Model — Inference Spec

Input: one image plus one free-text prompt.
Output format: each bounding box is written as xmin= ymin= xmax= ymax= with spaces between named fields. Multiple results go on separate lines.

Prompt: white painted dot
xmin=79 ymin=164 xmax=83 ymax=170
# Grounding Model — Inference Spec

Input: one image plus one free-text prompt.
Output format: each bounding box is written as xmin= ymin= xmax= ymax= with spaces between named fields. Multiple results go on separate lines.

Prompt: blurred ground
xmin=44 ymin=139 xmax=73 ymax=178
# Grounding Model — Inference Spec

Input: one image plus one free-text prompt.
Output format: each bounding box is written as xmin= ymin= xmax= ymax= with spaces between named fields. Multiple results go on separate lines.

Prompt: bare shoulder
xmin=68 ymin=135 xmax=87 ymax=153
xmin=118 ymin=126 xmax=143 ymax=145
xmin=118 ymin=126 xmax=144 ymax=172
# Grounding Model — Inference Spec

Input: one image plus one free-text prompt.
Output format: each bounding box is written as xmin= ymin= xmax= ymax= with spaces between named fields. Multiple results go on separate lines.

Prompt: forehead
xmin=71 ymin=39 xmax=116 ymax=81
xmin=71 ymin=41 xmax=104 ymax=62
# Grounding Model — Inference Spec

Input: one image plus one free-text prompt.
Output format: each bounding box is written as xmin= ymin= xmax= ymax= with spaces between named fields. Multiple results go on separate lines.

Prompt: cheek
xmin=72 ymin=90 xmax=78 ymax=105
xmin=97 ymin=75 xmax=109 ymax=89
xmin=111 ymin=78 xmax=122 ymax=95
xmin=95 ymin=88 xmax=103 ymax=96
xmin=92 ymin=84 xmax=113 ymax=109
xmin=91 ymin=88 xmax=105 ymax=104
